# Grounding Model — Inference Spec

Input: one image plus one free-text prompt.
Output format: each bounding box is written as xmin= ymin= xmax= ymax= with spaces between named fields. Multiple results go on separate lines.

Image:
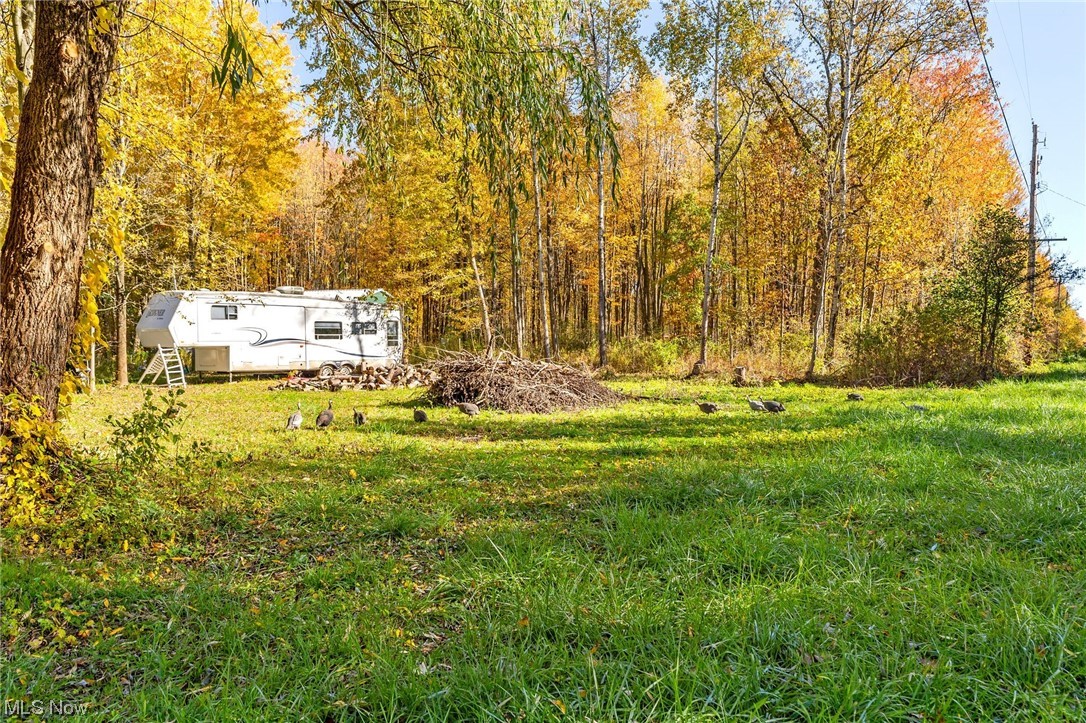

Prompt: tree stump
xmin=733 ymin=366 xmax=748 ymax=386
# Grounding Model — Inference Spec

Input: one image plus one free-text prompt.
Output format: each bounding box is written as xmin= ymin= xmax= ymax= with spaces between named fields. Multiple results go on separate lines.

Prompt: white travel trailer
xmin=135 ymin=287 xmax=404 ymax=377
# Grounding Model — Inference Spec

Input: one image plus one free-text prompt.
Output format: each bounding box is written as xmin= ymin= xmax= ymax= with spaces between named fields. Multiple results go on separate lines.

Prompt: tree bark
xmin=696 ymin=40 xmax=723 ymax=372
xmin=595 ymin=144 xmax=608 ymax=367
xmin=824 ymin=40 xmax=853 ymax=365
xmin=114 ymin=257 xmax=128 ymax=385
xmin=530 ymin=148 xmax=553 ymax=359
xmin=467 ymin=233 xmax=493 ymax=357
xmin=806 ymin=16 xmax=853 ymax=379
xmin=12 ymin=0 xmax=36 ymax=107
xmin=806 ymin=182 xmax=833 ymax=378
xmin=635 ymin=134 xmax=650 ymax=336
xmin=824 ymin=250 xmax=846 ymax=360
xmin=509 ymin=212 xmax=525 ymax=357
xmin=0 ymin=0 xmax=126 ymax=419
xmin=545 ymin=198 xmax=559 ymax=355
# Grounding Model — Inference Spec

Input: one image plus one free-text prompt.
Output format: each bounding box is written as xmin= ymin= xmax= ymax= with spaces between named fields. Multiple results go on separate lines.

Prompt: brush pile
xmin=269 ymin=363 xmax=437 ymax=392
xmin=426 ymin=352 xmax=624 ymax=413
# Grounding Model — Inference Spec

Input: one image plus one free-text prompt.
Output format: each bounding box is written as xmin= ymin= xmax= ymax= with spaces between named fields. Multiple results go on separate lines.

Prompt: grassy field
xmin=4 ymin=366 xmax=1086 ymax=720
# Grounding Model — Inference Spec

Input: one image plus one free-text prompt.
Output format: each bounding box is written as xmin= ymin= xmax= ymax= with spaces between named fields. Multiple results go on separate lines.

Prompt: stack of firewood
xmin=268 ymin=363 xmax=437 ymax=392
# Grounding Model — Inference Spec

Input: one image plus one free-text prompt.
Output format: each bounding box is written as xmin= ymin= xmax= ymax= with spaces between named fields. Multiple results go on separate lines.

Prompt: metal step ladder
xmin=139 ymin=345 xmax=187 ymax=388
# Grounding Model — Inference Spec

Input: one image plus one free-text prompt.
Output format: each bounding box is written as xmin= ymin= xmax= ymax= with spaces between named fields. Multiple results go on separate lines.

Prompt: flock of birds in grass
xmin=285 ymin=391 xmax=928 ymax=430
xmin=285 ymin=400 xmax=480 ymax=430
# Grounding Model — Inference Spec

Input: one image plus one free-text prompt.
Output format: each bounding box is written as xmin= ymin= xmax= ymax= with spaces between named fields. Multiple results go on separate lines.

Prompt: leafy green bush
xmin=845 ymin=300 xmax=991 ymax=386
xmin=1 ymin=394 xmax=75 ymax=529
xmin=846 ymin=205 xmax=1035 ymax=386
xmin=105 ymin=388 xmax=186 ymax=470
xmin=3 ymin=389 xmax=219 ymax=552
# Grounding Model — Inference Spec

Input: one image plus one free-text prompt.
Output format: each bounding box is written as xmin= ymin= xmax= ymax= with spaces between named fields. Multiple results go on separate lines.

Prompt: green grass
xmin=4 ymin=366 xmax=1086 ymax=720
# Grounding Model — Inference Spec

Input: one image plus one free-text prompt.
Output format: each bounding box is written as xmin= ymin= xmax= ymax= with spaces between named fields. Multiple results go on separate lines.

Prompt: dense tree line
xmin=231 ymin=0 xmax=1081 ymax=380
xmin=1 ymin=0 xmax=1083 ymax=419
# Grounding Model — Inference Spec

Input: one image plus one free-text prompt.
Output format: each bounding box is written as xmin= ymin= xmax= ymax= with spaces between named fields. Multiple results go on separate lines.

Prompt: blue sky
xmin=259 ymin=0 xmax=1086 ymax=309
xmin=985 ymin=1 xmax=1085 ymax=309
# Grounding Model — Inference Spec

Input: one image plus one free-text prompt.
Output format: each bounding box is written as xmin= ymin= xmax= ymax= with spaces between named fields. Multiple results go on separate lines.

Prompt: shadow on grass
xmin=225 ymin=395 xmax=1086 ymax=570
xmin=7 ymin=368 xmax=1086 ymax=720
xmin=1015 ymin=363 xmax=1086 ymax=384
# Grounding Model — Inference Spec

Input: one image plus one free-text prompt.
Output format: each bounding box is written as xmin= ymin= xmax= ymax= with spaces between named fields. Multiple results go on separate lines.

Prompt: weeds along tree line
xmin=2 ymin=0 xmax=1085 ymax=421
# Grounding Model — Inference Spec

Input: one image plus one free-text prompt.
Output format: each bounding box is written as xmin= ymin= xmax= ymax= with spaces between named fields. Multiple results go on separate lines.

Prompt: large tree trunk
xmin=806 ymin=51 xmax=852 ymax=377
xmin=0 ymin=0 xmax=126 ymax=419
xmin=824 ymin=49 xmax=853 ymax=365
xmin=699 ymin=168 xmax=723 ymax=370
xmin=545 ymin=198 xmax=560 ymax=355
xmin=635 ymin=137 xmax=649 ymax=336
xmin=824 ymin=251 xmax=846 ymax=361
xmin=456 ymin=147 xmax=494 ymax=357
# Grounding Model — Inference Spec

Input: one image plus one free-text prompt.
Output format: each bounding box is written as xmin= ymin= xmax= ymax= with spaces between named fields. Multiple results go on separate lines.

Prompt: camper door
xmin=346 ymin=314 xmax=380 ymax=365
xmin=306 ymin=307 xmax=352 ymax=367
xmin=384 ymin=314 xmax=403 ymax=364
xmin=270 ymin=306 xmax=306 ymax=369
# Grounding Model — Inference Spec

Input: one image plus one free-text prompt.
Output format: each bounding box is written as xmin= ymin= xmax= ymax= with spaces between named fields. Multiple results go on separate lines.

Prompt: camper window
xmin=211 ymin=305 xmax=237 ymax=320
xmin=314 ymin=321 xmax=342 ymax=340
xmin=352 ymin=321 xmax=378 ymax=335
xmin=386 ymin=320 xmax=400 ymax=347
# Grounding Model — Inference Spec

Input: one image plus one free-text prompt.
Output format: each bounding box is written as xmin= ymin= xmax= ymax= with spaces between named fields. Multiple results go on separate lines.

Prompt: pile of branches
xmin=269 ymin=363 xmax=437 ymax=392
xmin=426 ymin=351 xmax=624 ymax=413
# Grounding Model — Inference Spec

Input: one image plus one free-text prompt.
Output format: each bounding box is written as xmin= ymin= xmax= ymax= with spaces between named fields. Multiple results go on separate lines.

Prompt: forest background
xmin=2 ymin=0 xmax=1083 ymax=391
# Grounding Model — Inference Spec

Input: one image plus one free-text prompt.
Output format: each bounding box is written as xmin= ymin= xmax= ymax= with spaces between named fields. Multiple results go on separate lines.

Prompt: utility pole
xmin=1028 ymin=122 xmax=1039 ymax=303
xmin=1025 ymin=122 xmax=1039 ymax=366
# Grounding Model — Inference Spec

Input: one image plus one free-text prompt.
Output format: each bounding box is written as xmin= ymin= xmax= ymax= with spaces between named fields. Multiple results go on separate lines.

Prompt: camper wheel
xmin=338 ymin=363 xmax=356 ymax=376
xmin=317 ymin=363 xmax=337 ymax=378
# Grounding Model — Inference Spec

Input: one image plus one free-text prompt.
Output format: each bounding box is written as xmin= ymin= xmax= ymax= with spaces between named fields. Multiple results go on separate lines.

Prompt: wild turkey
xmin=847 ymin=392 xmax=864 ymax=401
xmin=902 ymin=402 xmax=928 ymax=412
xmin=697 ymin=401 xmax=719 ymax=414
xmin=353 ymin=408 xmax=367 ymax=426
xmin=286 ymin=402 xmax=303 ymax=430
xmin=316 ymin=400 xmax=334 ymax=428
xmin=413 ymin=408 xmax=429 ymax=423
xmin=456 ymin=402 xmax=480 ymax=417
xmin=746 ymin=397 xmax=766 ymax=412
xmin=762 ymin=400 xmax=785 ymax=413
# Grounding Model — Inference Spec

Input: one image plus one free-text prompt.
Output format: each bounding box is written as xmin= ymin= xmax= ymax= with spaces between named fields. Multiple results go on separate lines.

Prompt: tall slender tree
xmin=653 ymin=0 xmax=768 ymax=373
xmin=10 ymin=0 xmax=34 ymax=108
xmin=579 ymin=0 xmax=646 ymax=367
xmin=530 ymin=145 xmax=554 ymax=358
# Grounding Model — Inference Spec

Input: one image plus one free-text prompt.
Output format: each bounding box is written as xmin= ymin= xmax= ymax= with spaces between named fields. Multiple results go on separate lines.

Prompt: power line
xmin=1042 ymin=185 xmax=1086 ymax=208
xmin=1016 ymin=0 xmax=1033 ymax=114
xmin=992 ymin=2 xmax=1032 ymax=118
xmin=964 ymin=0 xmax=1031 ymax=194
